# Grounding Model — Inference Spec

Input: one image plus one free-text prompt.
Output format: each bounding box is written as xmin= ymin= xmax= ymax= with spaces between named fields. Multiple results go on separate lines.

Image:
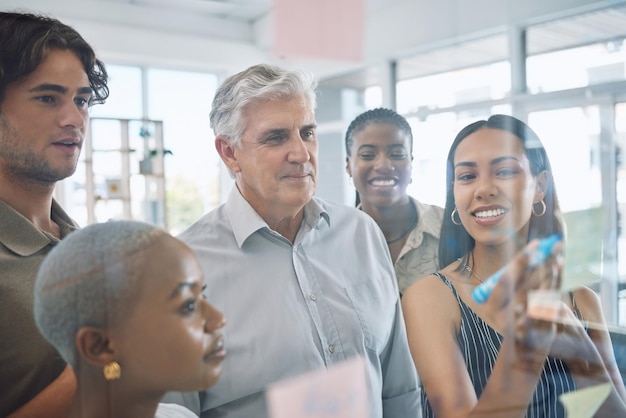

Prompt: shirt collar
xmin=225 ymin=186 xmax=330 ymax=248
xmin=412 ymin=197 xmax=441 ymax=239
xmin=355 ymin=197 xmax=441 ymax=243
xmin=297 ymin=196 xmax=330 ymax=241
xmin=0 ymin=198 xmax=78 ymax=256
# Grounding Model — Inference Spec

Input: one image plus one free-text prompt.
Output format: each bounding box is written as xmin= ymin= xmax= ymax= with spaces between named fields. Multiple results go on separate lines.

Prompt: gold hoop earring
xmin=103 ymin=361 xmax=121 ymax=381
xmin=532 ymin=200 xmax=546 ymax=217
xmin=451 ymin=207 xmax=462 ymax=226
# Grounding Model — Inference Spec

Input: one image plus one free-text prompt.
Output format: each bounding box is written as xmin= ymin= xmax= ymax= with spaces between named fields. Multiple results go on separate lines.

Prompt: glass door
xmin=528 ymin=104 xmax=623 ymax=326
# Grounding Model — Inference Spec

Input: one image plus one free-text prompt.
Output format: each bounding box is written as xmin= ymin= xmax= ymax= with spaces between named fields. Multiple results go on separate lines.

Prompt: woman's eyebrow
xmin=454 ymin=156 xmax=519 ymax=169
xmin=168 ymin=281 xmax=200 ymax=299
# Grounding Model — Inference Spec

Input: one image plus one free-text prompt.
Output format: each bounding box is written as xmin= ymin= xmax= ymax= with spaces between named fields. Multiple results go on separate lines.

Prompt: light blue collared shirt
xmin=168 ymin=186 xmax=419 ymax=418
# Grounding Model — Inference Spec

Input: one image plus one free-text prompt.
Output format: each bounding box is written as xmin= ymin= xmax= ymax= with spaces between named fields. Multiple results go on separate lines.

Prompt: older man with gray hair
xmin=165 ymin=63 xmax=420 ymax=418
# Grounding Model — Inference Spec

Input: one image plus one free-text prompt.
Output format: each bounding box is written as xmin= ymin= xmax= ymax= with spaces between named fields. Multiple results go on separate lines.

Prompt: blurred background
xmin=4 ymin=0 xmax=625 ymax=327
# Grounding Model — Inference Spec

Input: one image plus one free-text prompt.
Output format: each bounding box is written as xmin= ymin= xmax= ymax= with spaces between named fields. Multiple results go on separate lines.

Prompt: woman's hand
xmin=549 ymin=304 xmax=608 ymax=378
xmin=478 ymin=238 xmax=563 ymax=365
xmin=479 ymin=237 xmax=562 ymax=312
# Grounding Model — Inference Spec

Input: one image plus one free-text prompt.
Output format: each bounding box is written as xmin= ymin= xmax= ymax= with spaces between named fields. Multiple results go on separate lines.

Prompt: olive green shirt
xmin=0 ymin=198 xmax=78 ymax=416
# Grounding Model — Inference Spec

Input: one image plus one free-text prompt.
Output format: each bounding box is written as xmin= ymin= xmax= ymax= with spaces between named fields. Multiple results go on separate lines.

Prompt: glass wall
xmin=63 ymin=65 xmax=219 ymax=234
xmin=90 ymin=65 xmax=143 ymax=119
xmin=616 ymin=102 xmax=626 ymax=326
xmin=355 ymin=8 xmax=626 ymax=405
xmin=527 ymin=41 xmax=626 ymax=93
xmin=357 ymin=5 xmax=626 ymax=331
xmin=397 ymin=61 xmax=510 ymax=115
xmin=146 ymin=68 xmax=219 ymax=234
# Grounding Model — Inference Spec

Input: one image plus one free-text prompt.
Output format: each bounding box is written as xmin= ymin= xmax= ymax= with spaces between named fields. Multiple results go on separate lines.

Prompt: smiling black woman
xmin=345 ymin=108 xmax=444 ymax=295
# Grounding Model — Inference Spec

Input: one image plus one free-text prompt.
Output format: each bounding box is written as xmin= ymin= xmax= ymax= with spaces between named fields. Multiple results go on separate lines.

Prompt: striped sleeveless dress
xmin=421 ymin=273 xmax=577 ymax=418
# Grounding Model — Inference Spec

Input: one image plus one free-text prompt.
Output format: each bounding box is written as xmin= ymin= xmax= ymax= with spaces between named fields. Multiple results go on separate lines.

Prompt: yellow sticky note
xmin=559 ymin=383 xmax=612 ymax=418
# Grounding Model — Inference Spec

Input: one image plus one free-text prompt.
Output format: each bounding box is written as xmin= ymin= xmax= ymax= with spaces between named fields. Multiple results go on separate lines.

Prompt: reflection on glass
xmin=405 ymin=107 xmax=511 ymax=207
xmin=529 ymin=107 xmax=618 ymax=319
xmin=615 ymin=103 xmax=626 ymax=327
xmin=527 ymin=41 xmax=626 ymax=94
xmin=396 ymin=62 xmax=510 ymax=114
xmin=529 ymin=107 xmax=602 ymax=211
xmin=402 ymin=115 xmax=626 ymax=417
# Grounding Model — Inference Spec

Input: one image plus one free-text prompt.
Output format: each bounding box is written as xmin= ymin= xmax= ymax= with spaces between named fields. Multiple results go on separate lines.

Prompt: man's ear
xmin=215 ymin=135 xmax=241 ymax=174
xmin=345 ymin=157 xmax=352 ymax=177
xmin=75 ymin=326 xmax=116 ymax=367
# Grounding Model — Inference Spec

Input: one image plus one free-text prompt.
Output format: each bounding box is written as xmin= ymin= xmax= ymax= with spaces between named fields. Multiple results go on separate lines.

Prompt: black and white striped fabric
xmin=421 ymin=273 xmax=576 ymax=418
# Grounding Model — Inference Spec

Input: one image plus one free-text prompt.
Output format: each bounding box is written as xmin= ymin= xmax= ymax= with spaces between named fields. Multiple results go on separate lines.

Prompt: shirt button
xmin=309 ymin=294 xmax=316 ymax=301
xmin=328 ymin=344 xmax=335 ymax=353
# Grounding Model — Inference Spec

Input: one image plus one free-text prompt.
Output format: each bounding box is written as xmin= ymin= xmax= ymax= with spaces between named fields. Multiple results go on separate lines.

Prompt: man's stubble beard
xmin=0 ymin=114 xmax=79 ymax=185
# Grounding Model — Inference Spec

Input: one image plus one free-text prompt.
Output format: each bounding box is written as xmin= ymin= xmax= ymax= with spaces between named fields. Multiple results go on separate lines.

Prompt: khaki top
xmin=394 ymin=197 xmax=443 ymax=294
xmin=0 ymin=198 xmax=78 ymax=416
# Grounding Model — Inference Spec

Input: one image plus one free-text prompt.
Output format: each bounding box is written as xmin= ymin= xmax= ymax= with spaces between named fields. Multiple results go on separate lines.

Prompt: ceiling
xmin=70 ymin=0 xmax=392 ymax=42
xmin=4 ymin=0 xmax=626 ymax=89
xmin=323 ymin=4 xmax=626 ymax=89
xmin=98 ymin=0 xmax=274 ymax=22
xmin=5 ymin=0 xmax=395 ymax=79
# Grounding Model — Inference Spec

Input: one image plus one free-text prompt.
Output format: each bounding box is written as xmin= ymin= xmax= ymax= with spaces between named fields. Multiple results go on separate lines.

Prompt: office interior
xmin=6 ymin=0 xmax=626 ymax=377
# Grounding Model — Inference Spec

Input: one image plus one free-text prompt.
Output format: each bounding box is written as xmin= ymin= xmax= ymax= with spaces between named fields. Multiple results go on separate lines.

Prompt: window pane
xmin=90 ymin=65 xmax=143 ymax=119
xmin=528 ymin=107 xmax=602 ymax=211
xmin=397 ymin=62 xmax=510 ymax=114
xmin=527 ymin=41 xmax=626 ymax=94
xmin=147 ymin=69 xmax=219 ymax=234
xmin=406 ymin=107 xmax=511 ymax=207
xmin=364 ymin=86 xmax=383 ymax=109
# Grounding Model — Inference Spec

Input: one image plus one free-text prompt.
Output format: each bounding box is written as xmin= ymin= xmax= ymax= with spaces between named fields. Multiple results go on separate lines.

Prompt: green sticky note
xmin=559 ymin=383 xmax=612 ymax=418
xmin=561 ymin=207 xmax=604 ymax=291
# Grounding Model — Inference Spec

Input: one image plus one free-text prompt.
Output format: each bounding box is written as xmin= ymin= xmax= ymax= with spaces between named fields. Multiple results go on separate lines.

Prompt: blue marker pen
xmin=472 ymin=233 xmax=562 ymax=304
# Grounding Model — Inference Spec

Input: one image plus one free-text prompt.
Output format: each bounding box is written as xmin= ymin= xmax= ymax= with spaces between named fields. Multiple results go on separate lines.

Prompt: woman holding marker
xmin=402 ymin=114 xmax=626 ymax=417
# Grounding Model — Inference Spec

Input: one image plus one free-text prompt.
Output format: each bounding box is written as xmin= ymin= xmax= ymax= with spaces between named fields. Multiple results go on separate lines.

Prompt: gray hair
xmin=34 ymin=220 xmax=167 ymax=369
xmin=209 ymin=63 xmax=318 ymax=147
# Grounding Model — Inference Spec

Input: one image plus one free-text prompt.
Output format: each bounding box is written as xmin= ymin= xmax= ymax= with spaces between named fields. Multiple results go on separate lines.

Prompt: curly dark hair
xmin=0 ymin=11 xmax=109 ymax=106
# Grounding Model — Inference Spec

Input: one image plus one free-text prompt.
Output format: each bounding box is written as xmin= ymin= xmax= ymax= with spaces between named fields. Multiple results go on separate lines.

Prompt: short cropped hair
xmin=34 ymin=221 xmax=167 ymax=369
xmin=344 ymin=107 xmax=413 ymax=158
xmin=209 ymin=63 xmax=318 ymax=147
xmin=0 ymin=11 xmax=109 ymax=106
